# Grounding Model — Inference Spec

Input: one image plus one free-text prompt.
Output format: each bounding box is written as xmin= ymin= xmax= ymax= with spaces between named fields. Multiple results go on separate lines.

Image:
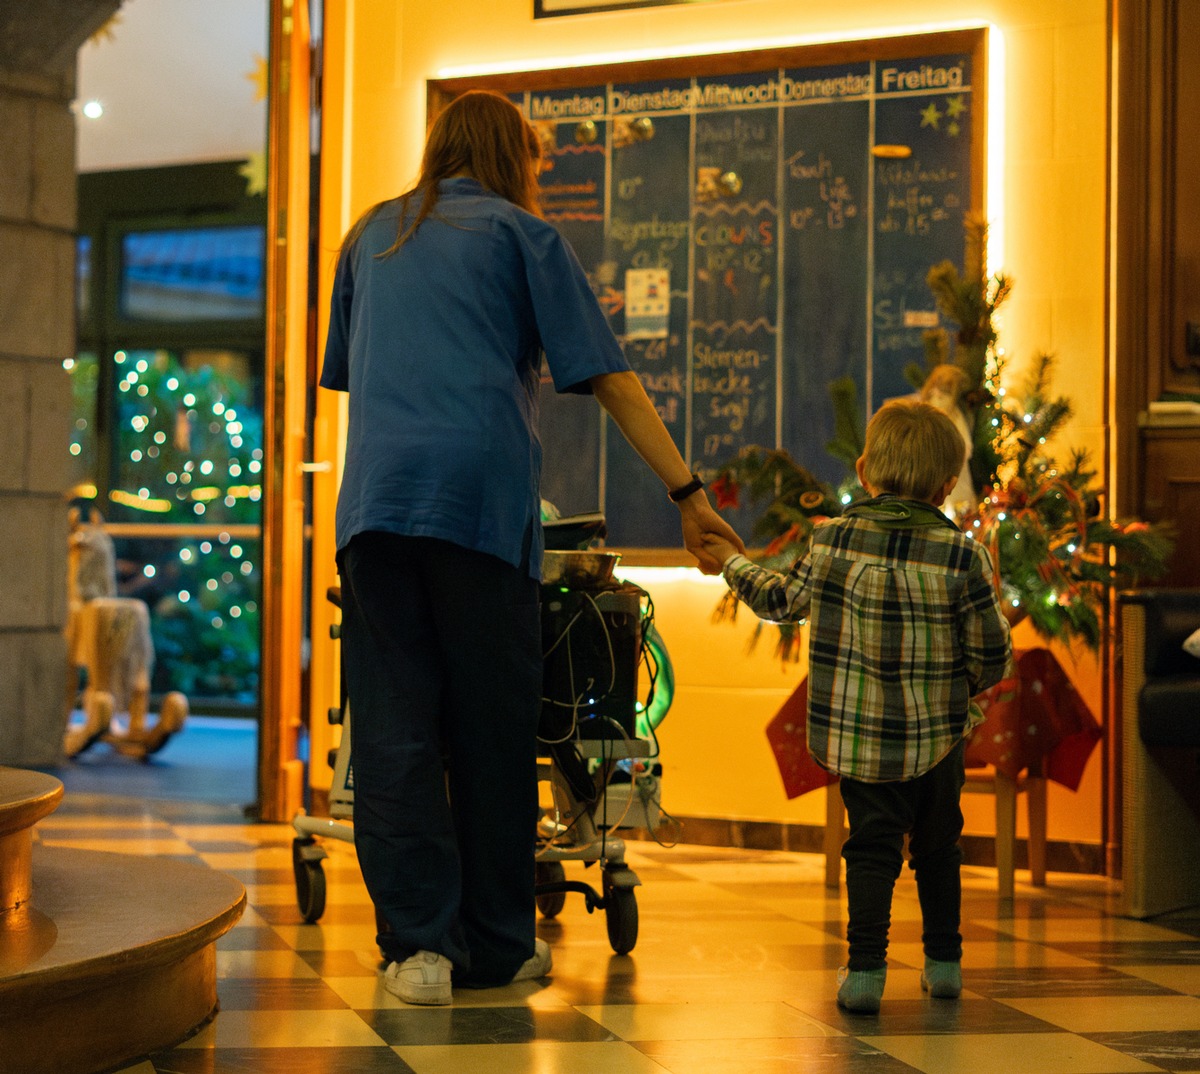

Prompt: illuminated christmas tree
xmin=68 ymin=348 xmax=263 ymax=700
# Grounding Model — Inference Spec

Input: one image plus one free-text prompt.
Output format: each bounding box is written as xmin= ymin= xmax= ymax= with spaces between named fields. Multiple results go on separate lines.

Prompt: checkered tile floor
xmin=34 ymin=794 xmax=1200 ymax=1074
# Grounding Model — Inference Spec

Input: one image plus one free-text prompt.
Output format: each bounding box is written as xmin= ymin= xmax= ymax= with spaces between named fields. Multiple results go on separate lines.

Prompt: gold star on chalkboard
xmin=947 ymin=121 xmax=962 ymax=137
xmin=919 ymin=101 xmax=942 ymax=129
xmin=239 ymin=152 xmax=267 ymax=197
xmin=246 ymin=53 xmax=269 ymax=102
xmin=946 ymin=95 xmax=968 ymax=119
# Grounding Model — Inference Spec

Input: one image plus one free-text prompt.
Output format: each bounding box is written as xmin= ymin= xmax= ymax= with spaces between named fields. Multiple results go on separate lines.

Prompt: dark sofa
xmin=1119 ymin=588 xmax=1200 ymax=917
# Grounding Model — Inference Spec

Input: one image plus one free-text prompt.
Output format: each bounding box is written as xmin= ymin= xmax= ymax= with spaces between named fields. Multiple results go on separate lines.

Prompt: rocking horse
xmin=62 ymin=506 xmax=188 ymax=760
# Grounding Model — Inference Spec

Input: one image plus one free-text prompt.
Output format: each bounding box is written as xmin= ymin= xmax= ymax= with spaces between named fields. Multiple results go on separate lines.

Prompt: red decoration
xmin=764 ymin=523 xmax=802 ymax=558
xmin=970 ymin=647 xmax=1102 ymax=790
xmin=766 ymin=647 xmax=1101 ymax=798
xmin=765 ymin=677 xmax=837 ymax=799
xmin=711 ymin=474 xmax=740 ymax=510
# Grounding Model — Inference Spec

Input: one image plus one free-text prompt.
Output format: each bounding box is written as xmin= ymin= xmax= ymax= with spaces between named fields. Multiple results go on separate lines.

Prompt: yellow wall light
xmin=108 ymin=489 xmax=172 ymax=513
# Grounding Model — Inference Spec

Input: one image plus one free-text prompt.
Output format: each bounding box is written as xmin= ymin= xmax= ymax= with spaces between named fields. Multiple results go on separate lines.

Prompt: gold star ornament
xmin=239 ymin=152 xmax=267 ymax=197
xmin=246 ymin=53 xmax=269 ymax=102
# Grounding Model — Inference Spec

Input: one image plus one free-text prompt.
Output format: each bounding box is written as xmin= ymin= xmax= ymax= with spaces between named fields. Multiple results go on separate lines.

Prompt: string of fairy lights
xmin=65 ymin=347 xmax=264 ymax=697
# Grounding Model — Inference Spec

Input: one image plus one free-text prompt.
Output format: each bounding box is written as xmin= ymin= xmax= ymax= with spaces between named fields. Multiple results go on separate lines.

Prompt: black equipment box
xmin=540 ymin=582 xmax=641 ymax=740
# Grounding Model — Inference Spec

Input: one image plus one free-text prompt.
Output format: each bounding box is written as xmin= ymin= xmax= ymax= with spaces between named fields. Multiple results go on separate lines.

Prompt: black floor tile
xmin=149 ymin=1046 xmax=417 ymax=1073
xmin=360 ymin=1005 xmax=617 ymax=1046
xmin=814 ymin=997 xmax=1065 ymax=1036
xmin=1049 ymin=940 xmax=1200 ymax=965
xmin=963 ymin=965 xmax=1179 ymax=998
xmin=1084 ymin=1030 xmax=1200 ymax=1072
xmin=216 ymin=925 xmax=295 ymax=951
xmin=635 ymin=1035 xmax=928 ymax=1074
xmin=216 ymin=977 xmax=352 ymax=1010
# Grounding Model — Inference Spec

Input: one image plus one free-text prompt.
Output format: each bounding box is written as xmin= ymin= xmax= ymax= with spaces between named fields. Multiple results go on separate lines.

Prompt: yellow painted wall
xmin=313 ymin=0 xmax=1110 ymax=850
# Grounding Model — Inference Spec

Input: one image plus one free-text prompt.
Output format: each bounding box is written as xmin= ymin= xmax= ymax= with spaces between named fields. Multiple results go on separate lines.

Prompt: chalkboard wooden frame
xmin=427 ymin=25 xmax=988 ymax=561
xmin=534 ymin=0 xmax=722 ymax=17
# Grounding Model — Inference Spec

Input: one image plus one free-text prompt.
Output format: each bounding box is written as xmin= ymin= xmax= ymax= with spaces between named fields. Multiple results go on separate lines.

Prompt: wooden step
xmin=0 ymin=844 xmax=245 ymax=1074
xmin=0 ymin=767 xmax=63 ymax=914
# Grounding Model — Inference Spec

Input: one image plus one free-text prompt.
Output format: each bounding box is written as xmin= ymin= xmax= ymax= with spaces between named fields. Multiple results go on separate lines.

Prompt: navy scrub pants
xmin=337 ymin=530 xmax=542 ymax=986
xmin=838 ymin=739 xmax=967 ymax=971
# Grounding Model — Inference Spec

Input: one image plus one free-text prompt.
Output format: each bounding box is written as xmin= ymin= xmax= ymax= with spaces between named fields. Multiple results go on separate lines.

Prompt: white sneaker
xmin=384 ymin=950 xmax=453 ymax=1005
xmin=511 ymin=938 xmax=552 ymax=982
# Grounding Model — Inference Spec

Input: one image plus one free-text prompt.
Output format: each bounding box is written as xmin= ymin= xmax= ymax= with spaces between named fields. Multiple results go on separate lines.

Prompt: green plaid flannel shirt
xmin=723 ymin=496 xmax=1012 ymax=782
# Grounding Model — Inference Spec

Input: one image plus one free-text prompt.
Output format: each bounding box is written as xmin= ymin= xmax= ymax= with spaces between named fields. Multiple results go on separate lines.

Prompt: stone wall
xmin=0 ymin=1 xmax=121 ymax=765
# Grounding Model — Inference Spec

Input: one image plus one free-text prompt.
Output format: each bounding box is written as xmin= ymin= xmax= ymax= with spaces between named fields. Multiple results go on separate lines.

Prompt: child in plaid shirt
xmin=704 ymin=399 xmax=1011 ymax=1013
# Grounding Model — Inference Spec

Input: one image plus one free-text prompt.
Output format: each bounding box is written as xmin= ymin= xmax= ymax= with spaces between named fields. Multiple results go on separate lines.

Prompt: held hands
xmin=588 ymin=374 xmax=745 ymax=573
xmin=677 ymin=495 xmax=744 ymax=575
xmin=700 ymin=531 xmax=740 ymax=569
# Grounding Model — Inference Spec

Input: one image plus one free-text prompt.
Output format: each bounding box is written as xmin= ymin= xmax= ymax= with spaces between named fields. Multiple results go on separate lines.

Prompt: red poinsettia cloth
xmin=968 ymin=647 xmax=1102 ymax=790
xmin=764 ymin=676 xmax=836 ymax=799
xmin=767 ymin=647 xmax=1102 ymax=799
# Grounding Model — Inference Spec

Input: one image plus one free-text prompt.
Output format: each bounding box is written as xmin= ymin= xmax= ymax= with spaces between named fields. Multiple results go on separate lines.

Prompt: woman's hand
xmin=589 ymin=370 xmax=745 ymax=573
xmin=677 ymin=494 xmax=744 ymax=574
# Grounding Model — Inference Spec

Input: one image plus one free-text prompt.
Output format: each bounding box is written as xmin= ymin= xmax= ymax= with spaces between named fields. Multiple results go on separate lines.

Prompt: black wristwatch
xmin=667 ymin=474 xmax=705 ymax=502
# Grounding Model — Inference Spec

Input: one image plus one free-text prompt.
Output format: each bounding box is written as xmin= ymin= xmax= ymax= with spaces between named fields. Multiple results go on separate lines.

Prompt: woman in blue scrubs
xmin=321 ymin=90 xmax=742 ymax=1006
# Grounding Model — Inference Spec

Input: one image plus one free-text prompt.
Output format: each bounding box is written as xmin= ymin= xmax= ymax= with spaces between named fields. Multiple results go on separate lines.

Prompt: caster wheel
xmin=603 ymin=869 xmax=638 ymax=954
xmin=292 ymin=837 xmax=327 ymax=923
xmin=535 ymin=860 xmax=567 ymax=918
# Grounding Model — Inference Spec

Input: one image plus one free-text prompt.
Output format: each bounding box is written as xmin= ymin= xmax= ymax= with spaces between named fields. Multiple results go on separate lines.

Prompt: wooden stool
xmin=822 ymin=764 xmax=1047 ymax=900
xmin=823 ymin=782 xmax=845 ymax=888
xmin=963 ymin=763 xmax=1047 ymax=902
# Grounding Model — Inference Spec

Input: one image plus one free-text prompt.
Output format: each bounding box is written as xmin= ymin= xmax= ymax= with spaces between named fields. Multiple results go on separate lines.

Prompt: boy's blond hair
xmin=859 ymin=399 xmax=967 ymax=502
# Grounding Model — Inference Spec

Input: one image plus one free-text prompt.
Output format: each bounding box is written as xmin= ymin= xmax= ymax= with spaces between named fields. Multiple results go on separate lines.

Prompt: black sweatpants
xmin=337 ymin=531 xmax=542 ymax=986
xmin=838 ymin=739 xmax=967 ymax=971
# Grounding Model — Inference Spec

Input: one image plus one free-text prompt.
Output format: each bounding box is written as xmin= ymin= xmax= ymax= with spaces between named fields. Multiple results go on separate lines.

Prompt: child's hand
xmin=701 ymin=533 xmax=738 ymax=567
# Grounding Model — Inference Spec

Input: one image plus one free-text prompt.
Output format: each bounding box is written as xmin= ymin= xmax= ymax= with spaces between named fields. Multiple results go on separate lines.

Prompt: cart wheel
xmin=535 ymin=860 xmax=567 ymax=918
xmin=603 ymin=871 xmax=638 ymax=954
xmin=293 ymin=838 xmax=327 ymax=923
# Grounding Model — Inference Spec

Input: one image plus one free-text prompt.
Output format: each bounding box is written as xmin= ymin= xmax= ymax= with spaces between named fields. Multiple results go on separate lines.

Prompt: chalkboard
xmin=437 ymin=31 xmax=984 ymax=549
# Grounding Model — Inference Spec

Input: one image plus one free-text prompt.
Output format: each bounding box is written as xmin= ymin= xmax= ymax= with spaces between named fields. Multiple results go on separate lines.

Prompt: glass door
xmin=72 ymin=181 xmax=268 ymax=800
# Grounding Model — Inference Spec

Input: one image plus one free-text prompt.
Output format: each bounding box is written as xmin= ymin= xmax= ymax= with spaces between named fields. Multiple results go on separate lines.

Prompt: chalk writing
xmin=520 ymin=42 xmax=978 ymax=544
xmin=786 ymin=148 xmax=859 ymax=230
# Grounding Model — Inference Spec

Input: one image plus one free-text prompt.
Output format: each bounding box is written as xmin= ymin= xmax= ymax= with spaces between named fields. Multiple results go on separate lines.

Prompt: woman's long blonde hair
xmin=347 ymin=90 xmax=543 ymax=257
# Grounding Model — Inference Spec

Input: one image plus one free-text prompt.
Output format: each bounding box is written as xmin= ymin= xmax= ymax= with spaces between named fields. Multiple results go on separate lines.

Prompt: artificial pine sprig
xmin=708 ymin=447 xmax=834 ymax=661
xmin=710 ymin=218 xmax=1173 ymax=657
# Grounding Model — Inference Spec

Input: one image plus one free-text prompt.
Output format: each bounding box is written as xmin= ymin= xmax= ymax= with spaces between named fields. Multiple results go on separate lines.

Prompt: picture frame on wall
xmin=535 ymin=0 xmax=718 ymax=17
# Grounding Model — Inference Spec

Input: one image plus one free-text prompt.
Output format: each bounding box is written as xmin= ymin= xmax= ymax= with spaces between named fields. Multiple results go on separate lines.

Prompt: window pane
xmin=66 ymin=350 xmax=100 ymax=494
xmin=114 ymin=534 xmax=261 ymax=703
xmin=109 ymin=348 xmax=263 ymax=526
xmin=119 ymin=225 xmax=265 ymax=321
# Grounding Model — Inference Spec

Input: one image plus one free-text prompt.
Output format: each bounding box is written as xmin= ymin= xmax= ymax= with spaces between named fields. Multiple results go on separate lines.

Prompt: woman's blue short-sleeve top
xmin=320 ymin=177 xmax=629 ymax=578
